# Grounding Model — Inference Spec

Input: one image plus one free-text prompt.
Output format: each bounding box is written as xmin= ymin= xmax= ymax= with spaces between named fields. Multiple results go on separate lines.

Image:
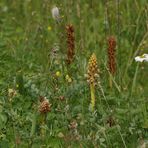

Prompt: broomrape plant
xmin=39 ymin=96 xmax=51 ymax=138
xmin=86 ymin=53 xmax=100 ymax=111
xmin=107 ymin=36 xmax=116 ymax=88
xmin=66 ymin=24 xmax=75 ymax=65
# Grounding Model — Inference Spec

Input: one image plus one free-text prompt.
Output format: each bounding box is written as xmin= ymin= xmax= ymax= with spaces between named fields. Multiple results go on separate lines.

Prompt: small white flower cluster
xmin=135 ymin=54 xmax=148 ymax=62
xmin=51 ymin=6 xmax=60 ymax=21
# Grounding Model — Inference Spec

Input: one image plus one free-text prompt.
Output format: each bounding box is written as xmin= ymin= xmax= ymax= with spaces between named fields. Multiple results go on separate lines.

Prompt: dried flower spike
xmin=66 ymin=24 xmax=75 ymax=65
xmin=39 ymin=97 xmax=51 ymax=114
xmin=107 ymin=36 xmax=116 ymax=75
xmin=87 ymin=53 xmax=99 ymax=111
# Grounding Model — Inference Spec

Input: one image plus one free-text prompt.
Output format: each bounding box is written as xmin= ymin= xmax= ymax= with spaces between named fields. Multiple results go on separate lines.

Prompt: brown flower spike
xmin=39 ymin=96 xmax=51 ymax=114
xmin=107 ymin=36 xmax=116 ymax=75
xmin=66 ymin=24 xmax=75 ymax=65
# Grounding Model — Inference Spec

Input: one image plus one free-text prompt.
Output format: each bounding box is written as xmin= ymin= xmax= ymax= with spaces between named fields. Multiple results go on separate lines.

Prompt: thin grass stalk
xmin=116 ymin=0 xmax=121 ymax=84
xmin=123 ymin=8 xmax=144 ymax=81
xmin=116 ymin=125 xmax=127 ymax=148
xmin=105 ymin=0 xmax=111 ymax=34
xmin=131 ymin=63 xmax=140 ymax=97
xmin=103 ymin=60 xmax=121 ymax=93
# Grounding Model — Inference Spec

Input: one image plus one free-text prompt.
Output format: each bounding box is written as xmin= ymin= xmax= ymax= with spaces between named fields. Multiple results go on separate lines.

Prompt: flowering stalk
xmin=87 ymin=53 xmax=99 ymax=111
xmin=40 ymin=114 xmax=46 ymax=138
xmin=107 ymin=36 xmax=116 ymax=88
xmin=39 ymin=96 xmax=51 ymax=138
xmin=66 ymin=24 xmax=75 ymax=65
xmin=90 ymin=83 xmax=95 ymax=111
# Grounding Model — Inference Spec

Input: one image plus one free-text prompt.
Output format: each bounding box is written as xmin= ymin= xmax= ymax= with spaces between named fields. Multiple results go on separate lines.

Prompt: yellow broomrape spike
xmin=86 ymin=53 xmax=99 ymax=111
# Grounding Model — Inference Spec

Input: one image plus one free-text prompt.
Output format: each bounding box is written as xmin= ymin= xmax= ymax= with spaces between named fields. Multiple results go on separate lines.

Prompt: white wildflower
xmin=51 ymin=6 xmax=60 ymax=21
xmin=135 ymin=54 xmax=148 ymax=62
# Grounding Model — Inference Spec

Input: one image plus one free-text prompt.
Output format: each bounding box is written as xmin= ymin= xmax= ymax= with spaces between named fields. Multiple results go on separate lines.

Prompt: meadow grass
xmin=0 ymin=0 xmax=147 ymax=147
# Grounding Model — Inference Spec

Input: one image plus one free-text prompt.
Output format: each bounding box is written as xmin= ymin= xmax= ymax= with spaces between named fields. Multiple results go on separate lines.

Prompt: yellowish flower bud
xmin=56 ymin=71 xmax=61 ymax=77
xmin=47 ymin=26 xmax=52 ymax=31
xmin=65 ymin=75 xmax=72 ymax=83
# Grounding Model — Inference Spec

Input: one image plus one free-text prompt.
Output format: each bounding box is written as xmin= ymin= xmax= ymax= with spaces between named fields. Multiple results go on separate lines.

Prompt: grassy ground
xmin=0 ymin=0 xmax=148 ymax=147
